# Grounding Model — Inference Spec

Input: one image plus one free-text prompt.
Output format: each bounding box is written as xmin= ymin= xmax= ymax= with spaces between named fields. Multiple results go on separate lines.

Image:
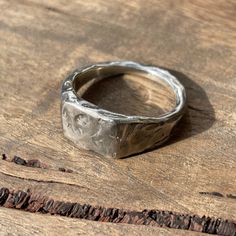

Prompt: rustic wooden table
xmin=0 ymin=0 xmax=235 ymax=235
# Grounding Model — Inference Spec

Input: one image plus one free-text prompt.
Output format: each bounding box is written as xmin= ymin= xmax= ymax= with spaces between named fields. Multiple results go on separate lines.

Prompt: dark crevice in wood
xmin=2 ymin=154 xmax=47 ymax=169
xmin=199 ymin=192 xmax=224 ymax=197
xmin=226 ymin=194 xmax=236 ymax=200
xmin=2 ymin=154 xmax=7 ymax=160
xmin=1 ymin=154 xmax=73 ymax=173
xmin=199 ymin=192 xmax=236 ymax=201
xmin=0 ymin=187 xmax=235 ymax=236
xmin=58 ymin=167 xmax=73 ymax=173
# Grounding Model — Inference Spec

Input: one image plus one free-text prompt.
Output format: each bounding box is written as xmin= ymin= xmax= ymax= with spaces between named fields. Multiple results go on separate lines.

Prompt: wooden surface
xmin=0 ymin=0 xmax=235 ymax=235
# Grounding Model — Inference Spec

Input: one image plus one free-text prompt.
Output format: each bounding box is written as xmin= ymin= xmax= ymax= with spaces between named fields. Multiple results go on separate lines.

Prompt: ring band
xmin=61 ymin=61 xmax=186 ymax=158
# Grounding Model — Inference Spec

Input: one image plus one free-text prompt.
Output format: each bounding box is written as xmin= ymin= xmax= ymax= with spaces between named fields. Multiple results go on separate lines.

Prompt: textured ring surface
xmin=61 ymin=61 xmax=186 ymax=158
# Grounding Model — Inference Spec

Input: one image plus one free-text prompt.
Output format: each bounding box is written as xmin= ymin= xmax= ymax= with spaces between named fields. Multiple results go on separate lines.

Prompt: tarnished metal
xmin=61 ymin=61 xmax=186 ymax=158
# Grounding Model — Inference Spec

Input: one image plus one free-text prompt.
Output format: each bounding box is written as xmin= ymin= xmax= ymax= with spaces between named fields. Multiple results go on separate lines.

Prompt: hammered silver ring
xmin=61 ymin=61 xmax=186 ymax=158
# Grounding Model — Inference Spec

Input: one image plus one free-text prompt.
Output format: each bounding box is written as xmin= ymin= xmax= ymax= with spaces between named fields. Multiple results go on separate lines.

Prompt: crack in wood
xmin=199 ymin=192 xmax=236 ymax=201
xmin=199 ymin=192 xmax=224 ymax=197
xmin=226 ymin=194 xmax=236 ymax=200
xmin=0 ymin=172 xmax=88 ymax=190
xmin=2 ymin=154 xmax=74 ymax=173
xmin=0 ymin=187 xmax=235 ymax=236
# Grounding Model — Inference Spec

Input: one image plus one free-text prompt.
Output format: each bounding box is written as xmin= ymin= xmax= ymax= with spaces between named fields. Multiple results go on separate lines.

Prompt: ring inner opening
xmin=76 ymin=69 xmax=176 ymax=117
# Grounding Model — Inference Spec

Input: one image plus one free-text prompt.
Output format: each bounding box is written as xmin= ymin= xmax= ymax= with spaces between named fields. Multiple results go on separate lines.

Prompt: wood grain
xmin=0 ymin=0 xmax=235 ymax=235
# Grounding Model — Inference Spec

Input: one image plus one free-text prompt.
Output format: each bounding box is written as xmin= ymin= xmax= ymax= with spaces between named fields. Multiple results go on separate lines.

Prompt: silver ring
xmin=61 ymin=61 xmax=186 ymax=158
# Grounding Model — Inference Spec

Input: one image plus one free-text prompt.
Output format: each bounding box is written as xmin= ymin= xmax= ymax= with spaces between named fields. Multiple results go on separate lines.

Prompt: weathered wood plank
xmin=0 ymin=0 xmax=235 ymax=235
